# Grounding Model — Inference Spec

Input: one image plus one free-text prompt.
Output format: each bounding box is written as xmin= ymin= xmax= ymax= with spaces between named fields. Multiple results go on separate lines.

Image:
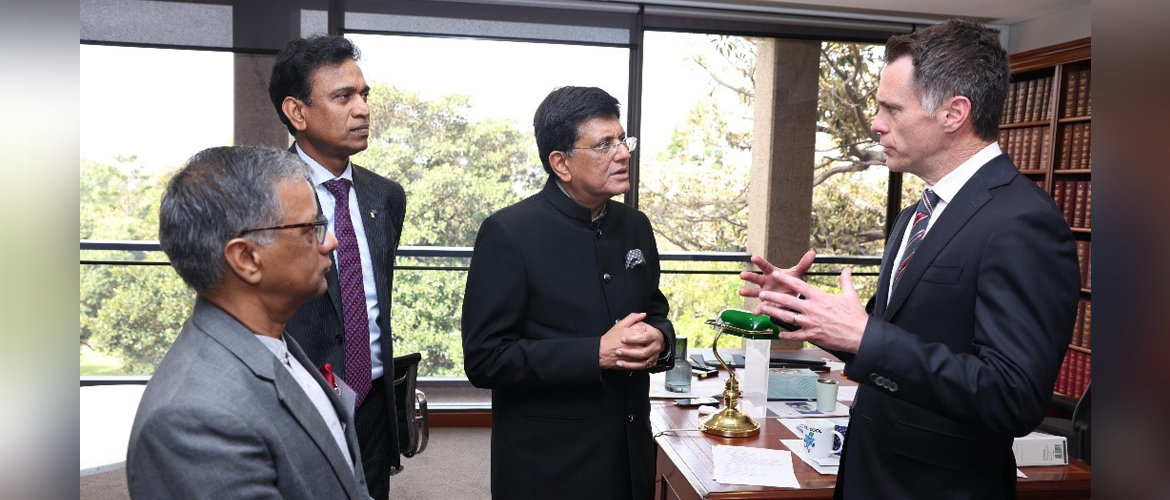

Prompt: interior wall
xmin=1007 ymin=2 xmax=1091 ymax=53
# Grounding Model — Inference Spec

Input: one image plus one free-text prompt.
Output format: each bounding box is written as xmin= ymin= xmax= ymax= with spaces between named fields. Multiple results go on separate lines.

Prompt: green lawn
xmin=80 ymin=345 xmax=124 ymax=375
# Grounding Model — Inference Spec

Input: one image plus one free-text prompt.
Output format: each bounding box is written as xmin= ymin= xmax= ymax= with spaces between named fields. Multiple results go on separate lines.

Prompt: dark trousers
xmin=356 ymin=377 xmax=390 ymax=500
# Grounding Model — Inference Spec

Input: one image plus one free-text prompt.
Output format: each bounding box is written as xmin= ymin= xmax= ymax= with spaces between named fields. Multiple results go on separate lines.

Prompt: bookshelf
xmin=1002 ymin=38 xmax=1091 ymax=401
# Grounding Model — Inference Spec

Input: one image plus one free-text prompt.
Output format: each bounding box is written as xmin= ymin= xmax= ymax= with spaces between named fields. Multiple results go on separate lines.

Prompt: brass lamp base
xmin=697 ymin=317 xmax=764 ymax=438
xmin=699 ymin=407 xmax=760 ymax=438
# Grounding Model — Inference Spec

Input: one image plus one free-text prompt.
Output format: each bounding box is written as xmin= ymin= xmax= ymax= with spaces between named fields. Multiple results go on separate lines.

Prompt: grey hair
xmin=158 ymin=146 xmax=313 ymax=292
xmin=884 ymin=19 xmax=1008 ymax=141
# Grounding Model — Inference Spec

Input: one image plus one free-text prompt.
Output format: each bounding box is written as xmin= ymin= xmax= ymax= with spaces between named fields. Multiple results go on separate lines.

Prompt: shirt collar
xmin=294 ymin=142 xmax=353 ymax=186
xmin=928 ymin=142 xmax=1002 ymax=205
xmin=553 ymin=177 xmax=608 ymax=225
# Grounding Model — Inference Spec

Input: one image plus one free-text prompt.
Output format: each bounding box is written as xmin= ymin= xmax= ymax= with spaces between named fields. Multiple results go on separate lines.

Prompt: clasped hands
xmin=738 ymin=250 xmax=869 ymax=354
xmin=599 ymin=312 xmax=664 ymax=370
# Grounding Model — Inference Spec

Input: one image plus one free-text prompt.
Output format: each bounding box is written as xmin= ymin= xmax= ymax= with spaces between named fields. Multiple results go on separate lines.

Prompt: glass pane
xmin=658 ymin=261 xmax=748 ymax=351
xmin=390 ymin=258 xmax=469 ymax=378
xmin=346 ymin=33 xmax=629 ymax=248
xmin=346 ymin=33 xmax=630 ymax=373
xmin=80 ymin=264 xmax=196 ymax=376
xmin=810 ymin=41 xmax=891 ymax=301
xmin=640 ymin=32 xmax=759 ymax=337
xmin=640 ymin=32 xmax=754 ymax=253
xmin=80 ymin=45 xmax=233 ymax=242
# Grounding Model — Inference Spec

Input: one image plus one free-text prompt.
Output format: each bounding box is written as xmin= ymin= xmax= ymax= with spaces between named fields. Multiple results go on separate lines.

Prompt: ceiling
xmin=701 ymin=0 xmax=1090 ymax=25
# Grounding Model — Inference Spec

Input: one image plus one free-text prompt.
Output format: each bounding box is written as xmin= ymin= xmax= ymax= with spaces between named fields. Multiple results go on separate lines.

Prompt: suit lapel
xmin=284 ymin=336 xmax=366 ymax=498
xmin=874 ymin=206 xmax=914 ymax=318
xmin=351 ymin=165 xmax=393 ymax=328
xmin=193 ymin=298 xmax=360 ymax=499
xmin=314 ymin=189 xmax=344 ymax=317
xmin=272 ymin=363 xmax=361 ymax=500
xmin=293 ymin=144 xmax=344 ymax=317
xmin=883 ymin=158 xmax=1014 ymax=319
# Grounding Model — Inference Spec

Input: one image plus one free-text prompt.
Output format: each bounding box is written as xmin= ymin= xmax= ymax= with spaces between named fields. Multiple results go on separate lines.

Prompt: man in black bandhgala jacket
xmin=462 ymin=86 xmax=676 ymax=500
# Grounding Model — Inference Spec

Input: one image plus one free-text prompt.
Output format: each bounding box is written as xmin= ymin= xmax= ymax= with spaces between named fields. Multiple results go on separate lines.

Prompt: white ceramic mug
xmin=816 ymin=379 xmax=839 ymax=412
xmin=802 ymin=419 xmax=845 ymax=459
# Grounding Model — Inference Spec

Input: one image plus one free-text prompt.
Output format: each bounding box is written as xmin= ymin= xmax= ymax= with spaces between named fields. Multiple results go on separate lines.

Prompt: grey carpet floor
xmin=81 ymin=426 xmax=492 ymax=500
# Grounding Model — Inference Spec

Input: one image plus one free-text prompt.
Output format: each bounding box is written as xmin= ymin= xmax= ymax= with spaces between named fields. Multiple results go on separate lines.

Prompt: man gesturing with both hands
xmin=740 ymin=20 xmax=1079 ymax=500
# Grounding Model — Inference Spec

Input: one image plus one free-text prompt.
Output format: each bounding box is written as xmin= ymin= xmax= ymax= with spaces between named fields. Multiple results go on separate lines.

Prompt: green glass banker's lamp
xmin=699 ymin=308 xmax=797 ymax=438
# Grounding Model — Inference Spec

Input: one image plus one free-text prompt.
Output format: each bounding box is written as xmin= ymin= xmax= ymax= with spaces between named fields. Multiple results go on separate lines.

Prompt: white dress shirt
xmin=296 ymin=144 xmax=386 ymax=381
xmin=887 ymin=142 xmax=1003 ymax=303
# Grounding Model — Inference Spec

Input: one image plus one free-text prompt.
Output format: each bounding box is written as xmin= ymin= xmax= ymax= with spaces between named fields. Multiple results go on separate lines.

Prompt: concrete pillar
xmin=745 ymin=38 xmax=820 ymax=348
xmin=234 ymin=53 xmax=290 ymax=149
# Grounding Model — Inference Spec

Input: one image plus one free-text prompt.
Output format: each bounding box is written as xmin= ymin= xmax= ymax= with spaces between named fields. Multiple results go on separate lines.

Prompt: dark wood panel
xmin=430 ymin=410 xmax=492 ymax=427
xmin=1010 ymin=38 xmax=1091 ymax=73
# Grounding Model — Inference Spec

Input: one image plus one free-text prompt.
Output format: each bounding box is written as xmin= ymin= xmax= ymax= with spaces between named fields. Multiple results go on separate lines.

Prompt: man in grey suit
xmin=126 ymin=145 xmax=371 ymax=499
xmin=270 ymin=35 xmax=407 ymax=499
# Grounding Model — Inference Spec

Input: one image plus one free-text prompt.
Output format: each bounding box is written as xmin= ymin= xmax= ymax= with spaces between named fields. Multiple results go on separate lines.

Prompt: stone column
xmin=234 ymin=53 xmax=290 ymax=149
xmin=746 ymin=38 xmax=820 ymax=349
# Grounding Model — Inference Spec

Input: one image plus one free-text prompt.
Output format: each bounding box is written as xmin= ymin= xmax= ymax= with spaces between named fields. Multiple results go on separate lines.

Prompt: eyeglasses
xmin=238 ymin=217 xmax=329 ymax=245
xmin=568 ymin=136 xmax=638 ymax=156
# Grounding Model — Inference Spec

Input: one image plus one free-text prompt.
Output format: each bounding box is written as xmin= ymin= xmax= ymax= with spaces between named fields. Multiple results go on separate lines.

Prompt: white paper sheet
xmin=767 ymin=399 xmax=851 ymax=418
xmin=712 ymin=445 xmax=801 ymax=488
xmin=836 ymin=385 xmax=858 ymax=402
xmin=783 ymin=438 xmax=1030 ymax=478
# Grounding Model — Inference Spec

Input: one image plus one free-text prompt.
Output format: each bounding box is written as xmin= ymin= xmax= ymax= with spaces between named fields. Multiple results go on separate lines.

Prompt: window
xmin=80 ymin=45 xmax=233 ymax=242
xmin=80 ymin=45 xmax=230 ymax=376
xmin=346 ymin=33 xmax=631 ymax=376
xmin=639 ymin=32 xmax=759 ymax=348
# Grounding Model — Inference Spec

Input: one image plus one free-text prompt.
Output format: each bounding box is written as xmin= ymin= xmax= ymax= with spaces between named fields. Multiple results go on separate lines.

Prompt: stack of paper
xmin=712 ymin=445 xmax=800 ymax=488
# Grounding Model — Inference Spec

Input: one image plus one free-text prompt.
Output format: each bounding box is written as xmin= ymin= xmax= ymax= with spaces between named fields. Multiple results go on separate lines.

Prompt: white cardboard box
xmin=1013 ymin=431 xmax=1069 ymax=466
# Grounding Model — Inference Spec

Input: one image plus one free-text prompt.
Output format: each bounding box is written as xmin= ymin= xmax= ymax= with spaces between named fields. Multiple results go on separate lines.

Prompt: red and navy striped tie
xmin=892 ymin=188 xmax=939 ymax=292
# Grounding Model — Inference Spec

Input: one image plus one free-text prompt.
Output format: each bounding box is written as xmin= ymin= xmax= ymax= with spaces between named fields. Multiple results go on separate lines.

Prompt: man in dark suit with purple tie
xmin=740 ymin=20 xmax=1080 ymax=499
xmin=269 ymin=35 xmax=406 ymax=500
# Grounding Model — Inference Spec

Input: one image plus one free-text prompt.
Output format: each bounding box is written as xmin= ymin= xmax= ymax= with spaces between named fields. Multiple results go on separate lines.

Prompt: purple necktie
xmin=891 ymin=188 xmax=940 ymax=292
xmin=323 ymin=178 xmax=371 ymax=408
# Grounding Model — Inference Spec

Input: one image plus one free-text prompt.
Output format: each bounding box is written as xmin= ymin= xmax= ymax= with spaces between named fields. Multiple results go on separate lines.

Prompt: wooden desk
xmin=650 ymin=349 xmax=1091 ymax=499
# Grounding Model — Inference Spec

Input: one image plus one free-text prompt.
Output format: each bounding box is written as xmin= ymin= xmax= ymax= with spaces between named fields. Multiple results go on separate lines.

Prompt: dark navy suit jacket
xmin=832 ymin=154 xmax=1080 ymax=499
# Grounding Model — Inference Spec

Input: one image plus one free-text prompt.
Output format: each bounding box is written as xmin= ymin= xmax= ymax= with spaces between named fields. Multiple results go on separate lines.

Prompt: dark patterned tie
xmin=891 ymin=188 xmax=940 ymax=292
xmin=323 ymin=178 xmax=372 ymax=408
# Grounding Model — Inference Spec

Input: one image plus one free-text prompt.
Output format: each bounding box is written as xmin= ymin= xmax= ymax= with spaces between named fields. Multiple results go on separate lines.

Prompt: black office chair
xmin=389 ymin=352 xmax=428 ymax=475
xmin=1037 ymin=381 xmax=1090 ymax=463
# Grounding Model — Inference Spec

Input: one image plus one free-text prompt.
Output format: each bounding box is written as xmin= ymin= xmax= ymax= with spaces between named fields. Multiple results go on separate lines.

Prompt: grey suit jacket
xmin=284 ymin=151 xmax=408 ymax=467
xmin=126 ymin=298 xmax=371 ymax=500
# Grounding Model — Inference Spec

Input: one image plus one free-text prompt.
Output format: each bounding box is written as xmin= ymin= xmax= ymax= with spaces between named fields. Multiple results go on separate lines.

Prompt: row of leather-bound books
xmin=1055 ymin=348 xmax=1090 ymax=399
xmin=1000 ymin=68 xmax=1091 ymax=125
xmin=1051 ymin=180 xmax=1092 ymax=229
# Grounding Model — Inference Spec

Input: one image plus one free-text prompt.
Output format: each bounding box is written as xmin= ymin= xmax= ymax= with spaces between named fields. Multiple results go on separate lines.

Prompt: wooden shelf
xmin=1001 ymin=120 xmax=1053 ymax=129
xmin=1005 ymin=39 xmax=1092 ymax=402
